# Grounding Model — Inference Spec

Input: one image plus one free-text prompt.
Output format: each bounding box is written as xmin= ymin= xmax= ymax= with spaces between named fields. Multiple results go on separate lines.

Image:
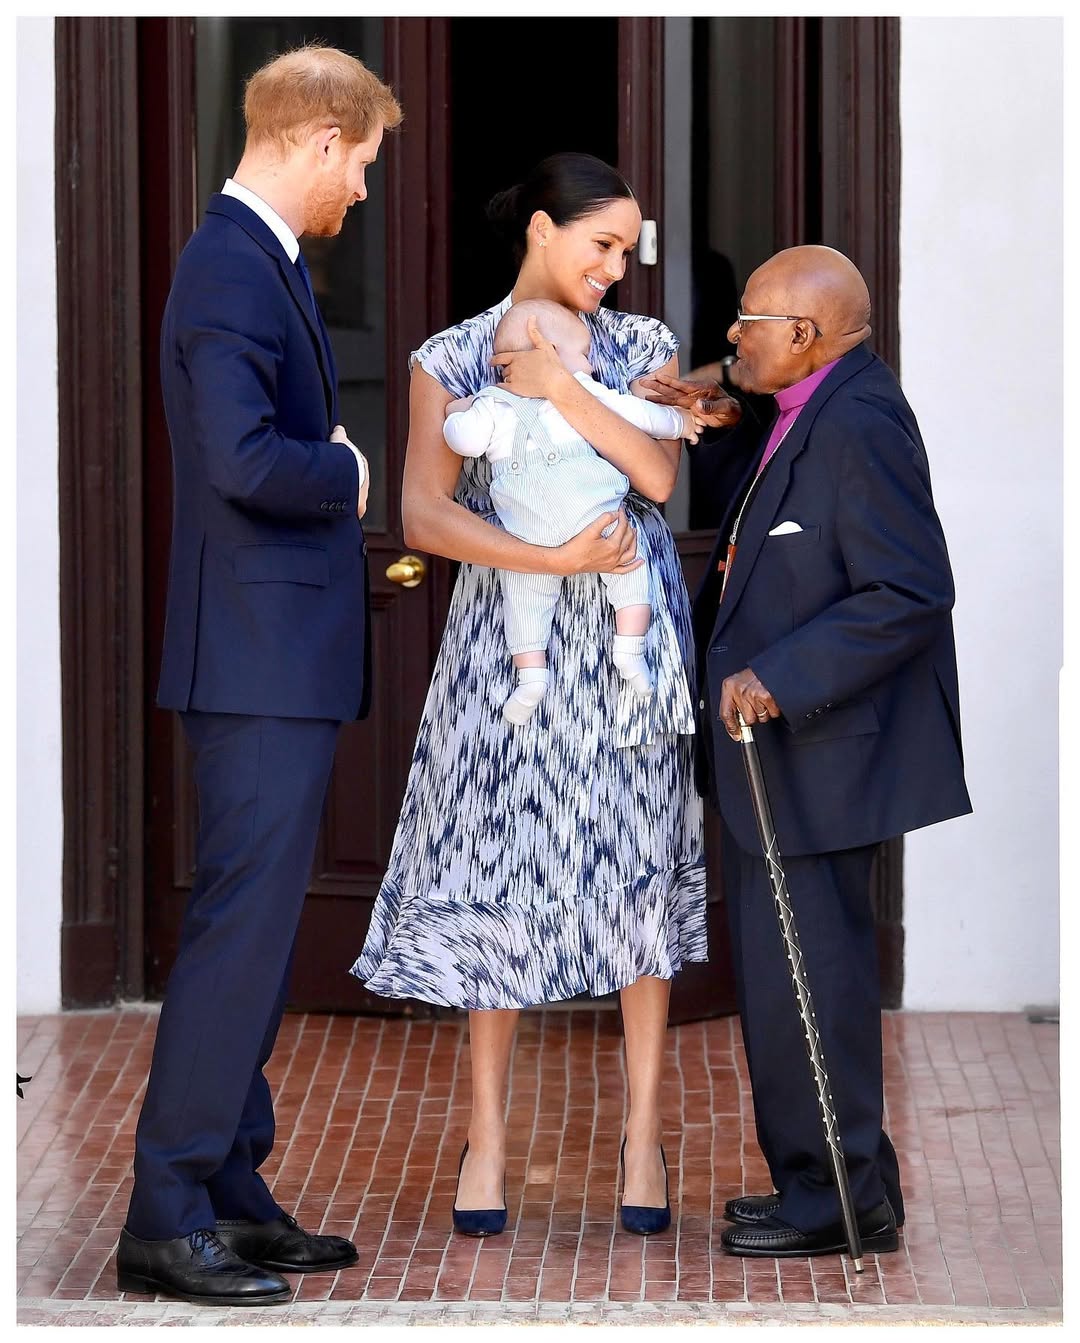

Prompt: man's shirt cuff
xmin=345 ymin=442 xmax=366 ymax=490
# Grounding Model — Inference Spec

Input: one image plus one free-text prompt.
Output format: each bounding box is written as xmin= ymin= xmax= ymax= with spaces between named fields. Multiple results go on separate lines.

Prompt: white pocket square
xmin=768 ymin=520 xmax=803 ymax=536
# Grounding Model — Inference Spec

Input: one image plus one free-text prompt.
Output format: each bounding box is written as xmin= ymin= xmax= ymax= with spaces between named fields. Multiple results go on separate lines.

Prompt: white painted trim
xmin=16 ymin=16 xmax=62 ymax=1014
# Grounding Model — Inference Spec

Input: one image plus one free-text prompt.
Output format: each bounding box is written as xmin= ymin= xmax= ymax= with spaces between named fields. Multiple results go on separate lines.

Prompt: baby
xmin=443 ymin=298 xmax=702 ymax=725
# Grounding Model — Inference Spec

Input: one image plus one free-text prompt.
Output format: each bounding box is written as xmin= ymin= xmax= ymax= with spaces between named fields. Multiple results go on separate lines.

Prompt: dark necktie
xmin=295 ymin=250 xmax=319 ymax=320
xmin=294 ymin=250 xmax=339 ymax=422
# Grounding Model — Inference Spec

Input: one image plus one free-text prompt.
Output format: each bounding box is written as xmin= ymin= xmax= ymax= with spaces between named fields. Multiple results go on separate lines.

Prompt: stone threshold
xmin=15 ymin=1299 xmax=1063 ymax=1327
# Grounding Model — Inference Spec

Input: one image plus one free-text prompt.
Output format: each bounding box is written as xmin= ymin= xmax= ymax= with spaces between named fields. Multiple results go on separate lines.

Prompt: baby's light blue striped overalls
xmin=484 ymin=386 xmax=652 ymax=655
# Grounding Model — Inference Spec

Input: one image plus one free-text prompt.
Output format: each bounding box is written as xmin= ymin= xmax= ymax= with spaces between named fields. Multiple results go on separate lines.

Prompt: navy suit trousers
xmin=719 ymin=817 xmax=904 ymax=1232
xmin=126 ymin=711 xmax=339 ymax=1240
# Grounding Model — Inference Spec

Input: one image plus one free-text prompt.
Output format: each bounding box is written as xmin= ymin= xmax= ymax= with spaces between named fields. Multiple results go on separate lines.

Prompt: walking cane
xmin=735 ymin=709 xmax=865 ymax=1272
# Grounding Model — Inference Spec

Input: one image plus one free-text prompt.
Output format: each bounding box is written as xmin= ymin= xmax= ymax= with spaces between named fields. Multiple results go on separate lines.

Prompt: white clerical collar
xmin=222 ymin=178 xmax=299 ymax=262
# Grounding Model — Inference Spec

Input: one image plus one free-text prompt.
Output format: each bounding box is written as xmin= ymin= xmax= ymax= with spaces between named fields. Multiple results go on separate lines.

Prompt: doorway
xmin=57 ymin=16 xmax=899 ymax=1015
xmin=136 ymin=16 xmax=739 ymax=1021
xmin=447 ymin=18 xmax=619 ymax=325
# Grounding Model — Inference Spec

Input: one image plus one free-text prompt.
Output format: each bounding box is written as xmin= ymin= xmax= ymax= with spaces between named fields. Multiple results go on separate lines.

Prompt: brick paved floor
xmin=16 ymin=1007 xmax=1061 ymax=1325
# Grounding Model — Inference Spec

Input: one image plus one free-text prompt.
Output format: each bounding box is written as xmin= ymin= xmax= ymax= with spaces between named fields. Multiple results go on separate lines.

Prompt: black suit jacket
xmin=694 ymin=344 xmax=972 ymax=856
xmin=157 ymin=194 xmax=372 ymax=721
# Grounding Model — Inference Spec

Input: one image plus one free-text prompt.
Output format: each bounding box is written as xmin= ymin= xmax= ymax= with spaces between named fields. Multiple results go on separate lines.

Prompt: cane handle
xmin=735 ymin=709 xmax=755 ymax=744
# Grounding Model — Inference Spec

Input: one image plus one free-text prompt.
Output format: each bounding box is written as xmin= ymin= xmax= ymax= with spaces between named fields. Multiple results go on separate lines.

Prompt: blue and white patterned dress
xmin=350 ymin=295 xmax=707 ymax=1010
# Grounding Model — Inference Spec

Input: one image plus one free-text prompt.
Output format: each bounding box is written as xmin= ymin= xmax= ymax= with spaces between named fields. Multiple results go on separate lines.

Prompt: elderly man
xmin=117 ymin=48 xmax=401 ymax=1305
xmin=647 ymin=246 xmax=970 ymax=1258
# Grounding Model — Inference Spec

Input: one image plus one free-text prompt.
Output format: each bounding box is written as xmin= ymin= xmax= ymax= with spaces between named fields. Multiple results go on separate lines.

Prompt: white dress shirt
xmin=221 ymin=178 xmax=366 ymax=493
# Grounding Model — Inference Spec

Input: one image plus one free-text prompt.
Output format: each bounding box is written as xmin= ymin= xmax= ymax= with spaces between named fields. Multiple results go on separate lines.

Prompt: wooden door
xmin=141 ymin=17 xmax=455 ymax=1013
xmin=658 ymin=16 xmax=904 ymax=1009
xmin=141 ymin=18 xmax=901 ymax=1023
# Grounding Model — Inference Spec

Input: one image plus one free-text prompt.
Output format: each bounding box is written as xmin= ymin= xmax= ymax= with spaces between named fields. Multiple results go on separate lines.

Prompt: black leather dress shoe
xmin=720 ymin=1199 xmax=898 ymax=1258
xmin=116 ymin=1227 xmax=291 ymax=1305
xmin=725 ymin=1189 xmax=905 ymax=1229
xmin=215 ymin=1212 xmax=358 ymax=1273
xmin=723 ymin=1192 xmax=781 ymax=1224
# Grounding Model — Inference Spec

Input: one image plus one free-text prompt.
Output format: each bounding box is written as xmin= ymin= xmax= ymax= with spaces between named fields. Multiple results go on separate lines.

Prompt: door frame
xmin=55 ymin=16 xmax=903 ymax=1007
xmin=56 ymin=17 xmax=145 ymax=1005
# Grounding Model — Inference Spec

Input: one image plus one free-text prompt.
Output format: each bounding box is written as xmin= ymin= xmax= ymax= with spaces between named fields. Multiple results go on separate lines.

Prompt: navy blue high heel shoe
xmin=619 ymin=1137 xmax=671 ymax=1235
xmin=452 ymin=1142 xmax=507 ymax=1237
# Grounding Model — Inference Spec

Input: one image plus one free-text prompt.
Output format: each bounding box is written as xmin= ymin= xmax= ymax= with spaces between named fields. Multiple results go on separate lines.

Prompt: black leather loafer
xmin=116 ymin=1227 xmax=291 ymax=1305
xmin=720 ymin=1199 xmax=898 ymax=1258
xmin=215 ymin=1212 xmax=358 ymax=1273
xmin=725 ymin=1189 xmax=905 ymax=1229
xmin=723 ymin=1192 xmax=781 ymax=1224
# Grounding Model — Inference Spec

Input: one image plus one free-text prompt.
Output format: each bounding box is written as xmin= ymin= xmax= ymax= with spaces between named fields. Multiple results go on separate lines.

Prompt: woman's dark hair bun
xmin=485 ymin=153 xmax=635 ymax=267
xmin=484 ymin=184 xmax=523 ymax=248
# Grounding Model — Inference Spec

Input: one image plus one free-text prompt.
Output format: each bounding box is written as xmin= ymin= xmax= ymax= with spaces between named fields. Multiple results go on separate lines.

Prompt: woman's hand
xmin=490 ymin=316 xmax=572 ymax=399
xmin=403 ymin=366 xmax=640 ymax=577
xmin=551 ymin=511 xmax=644 ymax=577
xmin=638 ymin=369 xmax=742 ymax=429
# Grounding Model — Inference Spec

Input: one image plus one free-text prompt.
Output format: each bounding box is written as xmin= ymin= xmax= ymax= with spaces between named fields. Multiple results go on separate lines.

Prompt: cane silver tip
xmin=853 ymin=1257 xmax=864 ymax=1273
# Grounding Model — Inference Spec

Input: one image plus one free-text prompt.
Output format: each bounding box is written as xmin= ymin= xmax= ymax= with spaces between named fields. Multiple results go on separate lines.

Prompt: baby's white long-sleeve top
xmin=443 ymin=372 xmax=686 ymax=461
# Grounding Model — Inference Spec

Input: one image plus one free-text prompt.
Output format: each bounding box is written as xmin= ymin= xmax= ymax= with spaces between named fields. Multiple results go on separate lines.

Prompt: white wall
xmin=16 ymin=17 xmax=62 ymax=1013
xmin=899 ymin=19 xmax=1062 ymax=1009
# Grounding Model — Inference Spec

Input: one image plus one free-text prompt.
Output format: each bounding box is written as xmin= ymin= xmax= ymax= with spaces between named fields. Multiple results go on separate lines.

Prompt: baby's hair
xmin=493 ymin=299 xmax=589 ymax=356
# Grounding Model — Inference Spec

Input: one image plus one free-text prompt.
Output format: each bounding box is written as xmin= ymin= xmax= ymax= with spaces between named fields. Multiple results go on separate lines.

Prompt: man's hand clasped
xmin=331 ymin=424 xmax=370 ymax=520
xmin=719 ymin=667 xmax=781 ymax=741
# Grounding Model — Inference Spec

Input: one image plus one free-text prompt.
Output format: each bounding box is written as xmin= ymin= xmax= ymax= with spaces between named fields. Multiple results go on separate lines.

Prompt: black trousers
xmin=720 ymin=815 xmax=904 ymax=1232
xmin=126 ymin=711 xmax=340 ymax=1240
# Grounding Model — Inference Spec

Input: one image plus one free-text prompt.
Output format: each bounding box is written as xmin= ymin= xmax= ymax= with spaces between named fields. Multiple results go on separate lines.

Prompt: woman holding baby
xmin=350 ymin=152 xmax=738 ymax=1237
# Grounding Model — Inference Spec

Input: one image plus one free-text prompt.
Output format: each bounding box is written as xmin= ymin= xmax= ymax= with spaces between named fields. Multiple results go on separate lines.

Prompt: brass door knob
xmin=386 ymin=554 xmax=426 ymax=588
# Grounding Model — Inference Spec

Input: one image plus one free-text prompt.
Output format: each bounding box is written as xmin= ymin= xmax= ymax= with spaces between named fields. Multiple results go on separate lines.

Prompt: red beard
xmin=302 ymin=173 xmax=350 ymax=238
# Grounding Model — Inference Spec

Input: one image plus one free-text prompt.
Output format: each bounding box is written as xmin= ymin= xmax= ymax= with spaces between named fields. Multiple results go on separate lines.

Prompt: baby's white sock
xmin=503 ymin=667 xmax=550 ymax=725
xmin=612 ymin=634 xmax=654 ymax=698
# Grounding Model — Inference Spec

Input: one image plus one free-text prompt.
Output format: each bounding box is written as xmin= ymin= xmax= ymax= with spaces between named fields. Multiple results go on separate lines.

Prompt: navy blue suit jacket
xmin=694 ymin=345 xmax=972 ymax=856
xmin=157 ymin=194 xmax=371 ymax=721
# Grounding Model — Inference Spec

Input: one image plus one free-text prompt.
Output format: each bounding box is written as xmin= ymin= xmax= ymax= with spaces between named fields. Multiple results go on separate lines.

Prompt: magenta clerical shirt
xmin=756 ymin=357 xmax=842 ymax=476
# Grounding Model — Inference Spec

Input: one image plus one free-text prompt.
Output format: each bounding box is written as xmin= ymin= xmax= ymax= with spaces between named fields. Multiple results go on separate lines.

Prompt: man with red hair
xmin=117 ymin=47 xmax=400 ymax=1306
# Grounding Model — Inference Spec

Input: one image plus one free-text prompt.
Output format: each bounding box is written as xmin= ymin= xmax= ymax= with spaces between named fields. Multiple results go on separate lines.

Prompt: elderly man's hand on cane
xmin=720 ymin=668 xmax=781 ymax=741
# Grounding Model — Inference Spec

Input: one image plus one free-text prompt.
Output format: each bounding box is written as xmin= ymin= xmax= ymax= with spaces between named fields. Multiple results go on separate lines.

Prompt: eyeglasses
xmin=736 ymin=311 xmax=823 ymax=338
